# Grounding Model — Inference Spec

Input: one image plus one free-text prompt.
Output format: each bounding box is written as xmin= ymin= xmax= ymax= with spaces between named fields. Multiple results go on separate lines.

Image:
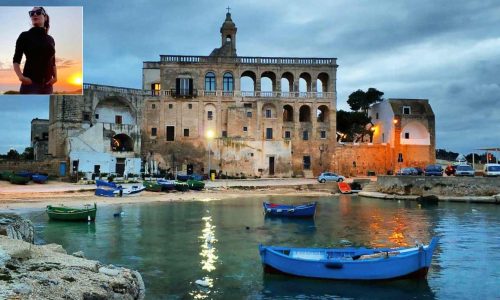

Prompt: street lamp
xmin=206 ymin=129 xmax=215 ymax=180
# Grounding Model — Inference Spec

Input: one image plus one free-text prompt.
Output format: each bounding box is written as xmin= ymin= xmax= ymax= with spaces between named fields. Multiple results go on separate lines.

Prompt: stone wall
xmin=0 ymin=159 xmax=63 ymax=177
xmin=331 ymin=143 xmax=435 ymax=177
xmin=376 ymin=175 xmax=500 ymax=196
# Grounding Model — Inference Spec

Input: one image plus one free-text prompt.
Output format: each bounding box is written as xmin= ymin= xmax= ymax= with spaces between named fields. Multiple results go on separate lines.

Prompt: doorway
xmin=116 ymin=158 xmax=125 ymax=176
xmin=269 ymin=156 xmax=275 ymax=175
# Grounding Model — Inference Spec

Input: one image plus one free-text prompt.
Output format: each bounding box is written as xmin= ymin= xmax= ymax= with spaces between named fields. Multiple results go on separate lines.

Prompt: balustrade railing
xmin=159 ymin=55 xmax=336 ymax=66
xmin=152 ymin=90 xmax=334 ymax=99
xmin=83 ymin=83 xmax=150 ymax=96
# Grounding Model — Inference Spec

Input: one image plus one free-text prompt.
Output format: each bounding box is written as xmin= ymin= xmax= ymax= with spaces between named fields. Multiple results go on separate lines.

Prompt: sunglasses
xmin=28 ymin=9 xmax=45 ymax=17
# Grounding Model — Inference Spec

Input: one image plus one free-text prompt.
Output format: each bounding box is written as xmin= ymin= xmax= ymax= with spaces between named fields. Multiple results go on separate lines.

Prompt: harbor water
xmin=24 ymin=195 xmax=500 ymax=299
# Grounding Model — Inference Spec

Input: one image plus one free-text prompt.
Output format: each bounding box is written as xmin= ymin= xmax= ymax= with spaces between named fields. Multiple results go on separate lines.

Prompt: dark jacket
xmin=13 ymin=27 xmax=55 ymax=84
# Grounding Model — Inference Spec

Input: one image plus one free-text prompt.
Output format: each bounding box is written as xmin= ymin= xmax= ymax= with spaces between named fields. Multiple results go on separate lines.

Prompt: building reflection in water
xmin=190 ymin=214 xmax=218 ymax=299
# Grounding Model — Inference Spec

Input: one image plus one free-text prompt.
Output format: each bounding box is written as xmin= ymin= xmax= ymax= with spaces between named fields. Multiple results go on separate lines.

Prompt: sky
xmin=0 ymin=6 xmax=83 ymax=93
xmin=0 ymin=0 xmax=499 ymax=155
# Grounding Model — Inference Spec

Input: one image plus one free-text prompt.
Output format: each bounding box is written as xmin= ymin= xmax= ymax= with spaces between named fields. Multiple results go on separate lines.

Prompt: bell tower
xmin=220 ymin=8 xmax=237 ymax=56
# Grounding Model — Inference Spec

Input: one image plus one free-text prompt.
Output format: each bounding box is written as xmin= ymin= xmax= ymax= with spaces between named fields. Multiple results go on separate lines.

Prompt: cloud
xmin=55 ymin=58 xmax=79 ymax=69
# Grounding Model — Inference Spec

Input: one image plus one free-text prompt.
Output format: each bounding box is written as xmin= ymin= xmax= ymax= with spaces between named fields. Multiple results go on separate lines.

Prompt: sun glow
xmin=68 ymin=73 xmax=83 ymax=86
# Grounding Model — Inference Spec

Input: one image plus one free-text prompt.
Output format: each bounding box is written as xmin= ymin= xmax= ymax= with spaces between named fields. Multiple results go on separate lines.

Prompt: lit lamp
xmin=393 ymin=119 xmax=398 ymax=124
xmin=206 ymin=129 xmax=215 ymax=180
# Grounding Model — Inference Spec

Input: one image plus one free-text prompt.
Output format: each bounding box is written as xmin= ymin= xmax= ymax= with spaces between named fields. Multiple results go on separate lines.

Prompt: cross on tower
xmin=226 ymin=6 xmax=231 ymax=13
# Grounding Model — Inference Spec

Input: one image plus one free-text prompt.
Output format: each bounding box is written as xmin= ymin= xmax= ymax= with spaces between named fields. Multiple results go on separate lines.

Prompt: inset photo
xmin=0 ymin=6 xmax=82 ymax=95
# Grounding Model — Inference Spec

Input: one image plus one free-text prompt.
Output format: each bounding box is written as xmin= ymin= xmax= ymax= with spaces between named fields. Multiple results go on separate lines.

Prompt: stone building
xmin=30 ymin=118 xmax=49 ymax=161
xmin=141 ymin=12 xmax=338 ymax=177
xmin=368 ymin=98 xmax=436 ymax=170
xmin=48 ymin=85 xmax=146 ymax=176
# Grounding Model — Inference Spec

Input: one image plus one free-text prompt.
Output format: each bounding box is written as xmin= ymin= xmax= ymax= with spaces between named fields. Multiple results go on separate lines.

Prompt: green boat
xmin=9 ymin=175 xmax=30 ymax=185
xmin=187 ymin=179 xmax=205 ymax=191
xmin=0 ymin=171 xmax=13 ymax=181
xmin=46 ymin=203 xmax=97 ymax=222
xmin=174 ymin=181 xmax=190 ymax=191
xmin=143 ymin=180 xmax=162 ymax=192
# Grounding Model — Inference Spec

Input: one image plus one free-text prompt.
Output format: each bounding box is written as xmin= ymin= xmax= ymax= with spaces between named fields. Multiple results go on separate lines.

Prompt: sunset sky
xmin=0 ymin=6 xmax=82 ymax=94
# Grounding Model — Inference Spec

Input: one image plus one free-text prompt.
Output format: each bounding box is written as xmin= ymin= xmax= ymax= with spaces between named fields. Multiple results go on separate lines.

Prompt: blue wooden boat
xmin=259 ymin=238 xmax=439 ymax=280
xmin=95 ymin=180 xmax=122 ymax=197
xmin=32 ymin=174 xmax=48 ymax=184
xmin=96 ymin=179 xmax=119 ymax=188
xmin=16 ymin=171 xmax=33 ymax=178
xmin=176 ymin=174 xmax=191 ymax=182
xmin=263 ymin=202 xmax=317 ymax=218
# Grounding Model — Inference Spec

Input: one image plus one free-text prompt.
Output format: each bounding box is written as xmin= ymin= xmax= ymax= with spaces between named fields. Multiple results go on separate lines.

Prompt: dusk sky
xmin=0 ymin=6 xmax=83 ymax=93
xmin=0 ymin=0 xmax=499 ymax=155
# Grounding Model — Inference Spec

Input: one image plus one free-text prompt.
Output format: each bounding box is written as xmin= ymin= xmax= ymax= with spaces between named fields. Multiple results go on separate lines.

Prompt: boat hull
xmin=9 ymin=175 xmax=30 ymax=185
xmin=187 ymin=179 xmax=205 ymax=190
xmin=263 ymin=202 xmax=316 ymax=218
xmin=259 ymin=238 xmax=438 ymax=280
xmin=143 ymin=181 xmax=163 ymax=192
xmin=46 ymin=204 xmax=97 ymax=222
xmin=32 ymin=174 xmax=48 ymax=184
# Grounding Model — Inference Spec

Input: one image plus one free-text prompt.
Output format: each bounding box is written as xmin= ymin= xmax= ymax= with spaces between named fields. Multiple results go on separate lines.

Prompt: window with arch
xmin=223 ymin=72 xmax=234 ymax=94
xmin=205 ymin=72 xmax=216 ymax=92
xmin=226 ymin=35 xmax=232 ymax=43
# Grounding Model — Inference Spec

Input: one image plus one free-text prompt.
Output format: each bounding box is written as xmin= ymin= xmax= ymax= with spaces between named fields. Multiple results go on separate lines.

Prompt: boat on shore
xmin=114 ymin=185 xmax=145 ymax=195
xmin=46 ymin=203 xmax=97 ymax=222
xmin=259 ymin=238 xmax=439 ymax=280
xmin=143 ymin=180 xmax=162 ymax=192
xmin=263 ymin=202 xmax=317 ymax=218
xmin=157 ymin=179 xmax=176 ymax=191
xmin=95 ymin=180 xmax=123 ymax=197
xmin=175 ymin=181 xmax=190 ymax=191
xmin=9 ymin=175 xmax=31 ymax=185
xmin=338 ymin=182 xmax=362 ymax=194
xmin=187 ymin=179 xmax=205 ymax=191
xmin=32 ymin=174 xmax=48 ymax=184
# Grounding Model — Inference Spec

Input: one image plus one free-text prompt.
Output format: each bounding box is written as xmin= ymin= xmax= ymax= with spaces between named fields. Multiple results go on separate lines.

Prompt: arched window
xmin=299 ymin=105 xmax=311 ymax=122
xmin=205 ymin=72 xmax=216 ymax=92
xmin=111 ymin=134 xmax=134 ymax=152
xmin=223 ymin=72 xmax=234 ymax=94
xmin=283 ymin=105 xmax=294 ymax=122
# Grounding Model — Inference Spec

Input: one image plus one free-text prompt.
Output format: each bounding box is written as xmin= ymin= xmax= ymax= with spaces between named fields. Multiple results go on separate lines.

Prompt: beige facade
xmin=141 ymin=13 xmax=338 ymax=177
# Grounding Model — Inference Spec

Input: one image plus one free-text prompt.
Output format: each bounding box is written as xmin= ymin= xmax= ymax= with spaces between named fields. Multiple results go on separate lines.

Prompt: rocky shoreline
xmin=0 ymin=214 xmax=145 ymax=300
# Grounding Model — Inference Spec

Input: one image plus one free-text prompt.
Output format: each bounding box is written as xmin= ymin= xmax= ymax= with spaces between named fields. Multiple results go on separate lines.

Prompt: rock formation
xmin=0 ymin=234 xmax=145 ymax=299
xmin=0 ymin=213 xmax=34 ymax=243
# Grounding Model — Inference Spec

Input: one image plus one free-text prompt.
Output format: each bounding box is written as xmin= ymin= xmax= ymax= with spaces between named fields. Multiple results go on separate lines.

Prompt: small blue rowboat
xmin=259 ymin=238 xmax=439 ymax=280
xmin=32 ymin=174 xmax=48 ymax=184
xmin=263 ymin=202 xmax=317 ymax=218
xmin=95 ymin=180 xmax=122 ymax=197
xmin=96 ymin=179 xmax=119 ymax=188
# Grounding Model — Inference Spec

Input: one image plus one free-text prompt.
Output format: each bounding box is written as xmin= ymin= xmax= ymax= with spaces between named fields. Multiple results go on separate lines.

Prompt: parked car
xmin=455 ymin=165 xmax=475 ymax=177
xmin=424 ymin=165 xmax=443 ymax=176
xmin=396 ymin=167 xmax=418 ymax=176
xmin=412 ymin=167 xmax=424 ymax=176
xmin=318 ymin=172 xmax=345 ymax=183
xmin=483 ymin=163 xmax=500 ymax=177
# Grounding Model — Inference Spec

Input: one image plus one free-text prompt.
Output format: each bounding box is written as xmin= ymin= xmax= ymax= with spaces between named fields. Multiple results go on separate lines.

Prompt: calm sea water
xmin=22 ymin=195 xmax=500 ymax=299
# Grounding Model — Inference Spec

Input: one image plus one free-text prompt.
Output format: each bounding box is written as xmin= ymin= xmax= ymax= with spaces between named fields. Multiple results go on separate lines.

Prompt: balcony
xmin=152 ymin=90 xmax=334 ymax=99
xmin=158 ymin=55 xmax=337 ymax=66
xmin=83 ymin=83 xmax=150 ymax=96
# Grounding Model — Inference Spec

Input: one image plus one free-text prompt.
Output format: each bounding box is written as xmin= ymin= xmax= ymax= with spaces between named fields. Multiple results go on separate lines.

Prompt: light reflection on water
xmin=21 ymin=195 xmax=500 ymax=299
xmin=190 ymin=214 xmax=219 ymax=299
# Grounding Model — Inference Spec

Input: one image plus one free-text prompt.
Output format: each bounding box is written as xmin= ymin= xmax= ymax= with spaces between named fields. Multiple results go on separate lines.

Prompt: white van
xmin=483 ymin=163 xmax=500 ymax=177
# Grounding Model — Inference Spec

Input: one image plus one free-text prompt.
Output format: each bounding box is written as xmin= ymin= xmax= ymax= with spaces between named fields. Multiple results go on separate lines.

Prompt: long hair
xmin=41 ymin=7 xmax=50 ymax=33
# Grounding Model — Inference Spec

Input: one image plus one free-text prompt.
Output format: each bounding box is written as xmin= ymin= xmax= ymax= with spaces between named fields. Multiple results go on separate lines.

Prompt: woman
xmin=13 ymin=7 xmax=57 ymax=94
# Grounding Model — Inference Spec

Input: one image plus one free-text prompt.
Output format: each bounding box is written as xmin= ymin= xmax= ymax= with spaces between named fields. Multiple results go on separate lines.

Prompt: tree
xmin=21 ymin=147 xmax=34 ymax=160
xmin=336 ymin=110 xmax=372 ymax=142
xmin=346 ymin=89 xmax=365 ymax=112
xmin=347 ymin=88 xmax=384 ymax=115
xmin=6 ymin=149 xmax=20 ymax=160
